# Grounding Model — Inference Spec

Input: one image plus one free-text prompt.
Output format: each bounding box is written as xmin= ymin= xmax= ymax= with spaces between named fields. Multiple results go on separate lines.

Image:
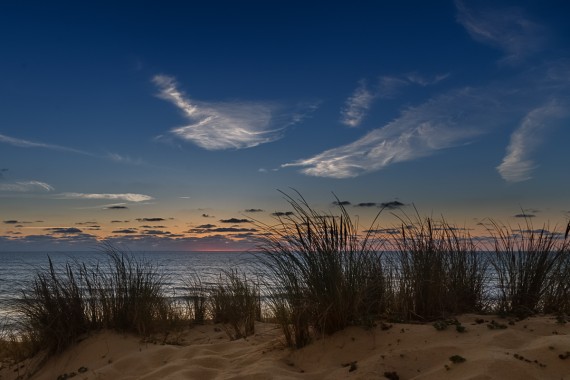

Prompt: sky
xmin=1 ymin=0 xmax=569 ymax=251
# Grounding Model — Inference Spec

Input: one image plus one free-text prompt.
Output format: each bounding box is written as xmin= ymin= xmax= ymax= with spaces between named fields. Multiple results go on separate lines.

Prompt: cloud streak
xmin=340 ymin=74 xmax=449 ymax=128
xmin=0 ymin=134 xmax=150 ymax=169
xmin=153 ymin=75 xmax=313 ymax=150
xmin=0 ymin=181 xmax=54 ymax=192
xmin=58 ymin=193 xmax=153 ymax=202
xmin=340 ymin=81 xmax=376 ymax=127
xmin=106 ymin=153 xmax=144 ymax=166
xmin=455 ymin=0 xmax=547 ymax=63
xmin=497 ymin=102 xmax=568 ymax=182
xmin=0 ymin=133 xmax=90 ymax=155
xmin=377 ymin=73 xmax=449 ymax=99
xmin=285 ymin=87 xmax=504 ymax=178
xmin=286 ymin=49 xmax=570 ymax=180
xmin=405 ymin=72 xmax=450 ymax=87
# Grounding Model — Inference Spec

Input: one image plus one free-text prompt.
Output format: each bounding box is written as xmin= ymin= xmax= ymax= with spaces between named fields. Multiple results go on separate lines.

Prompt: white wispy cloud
xmin=377 ymin=73 xmax=449 ymax=99
xmin=153 ymin=75 xmax=314 ymax=150
xmin=340 ymin=74 xmax=450 ymax=127
xmin=0 ymin=181 xmax=54 ymax=192
xmin=106 ymin=153 xmax=144 ymax=165
xmin=405 ymin=72 xmax=450 ymax=87
xmin=497 ymin=101 xmax=568 ymax=182
xmin=287 ymin=2 xmax=569 ymax=183
xmin=58 ymin=193 xmax=153 ymax=202
xmin=285 ymin=87 xmax=509 ymax=178
xmin=0 ymin=134 xmax=152 ymax=169
xmin=286 ymin=60 xmax=570 ymax=179
xmin=377 ymin=76 xmax=410 ymax=99
xmin=455 ymin=0 xmax=547 ymax=63
xmin=0 ymin=133 xmax=90 ymax=155
xmin=340 ymin=80 xmax=376 ymax=127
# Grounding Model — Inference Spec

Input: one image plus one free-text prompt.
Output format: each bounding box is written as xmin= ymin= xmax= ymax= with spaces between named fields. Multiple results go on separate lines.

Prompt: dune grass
xmin=1 ymin=193 xmax=569 ymax=358
xmin=10 ymin=248 xmax=177 ymax=358
xmin=255 ymin=191 xmax=386 ymax=348
xmin=487 ymin=219 xmax=570 ymax=316
xmin=182 ymin=275 xmax=209 ymax=324
xmin=209 ymin=269 xmax=261 ymax=340
xmin=253 ymin=193 xmax=569 ymax=346
xmin=390 ymin=213 xmax=488 ymax=321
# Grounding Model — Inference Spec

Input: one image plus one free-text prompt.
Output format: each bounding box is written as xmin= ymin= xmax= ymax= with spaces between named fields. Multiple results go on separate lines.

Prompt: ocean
xmin=0 ymin=250 xmax=261 ymax=319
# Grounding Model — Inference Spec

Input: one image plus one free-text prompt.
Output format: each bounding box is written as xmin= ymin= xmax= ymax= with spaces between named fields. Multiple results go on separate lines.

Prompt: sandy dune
xmin=3 ymin=315 xmax=569 ymax=380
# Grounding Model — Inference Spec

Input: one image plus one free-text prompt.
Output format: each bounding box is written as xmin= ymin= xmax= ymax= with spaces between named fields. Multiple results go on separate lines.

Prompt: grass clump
xmin=15 ymin=259 xmax=94 ymax=356
xmin=11 ymin=247 xmax=175 ymax=359
xmin=256 ymin=190 xmax=386 ymax=348
xmin=95 ymin=250 xmax=174 ymax=334
xmin=210 ymin=269 xmax=261 ymax=340
xmin=488 ymin=219 xmax=570 ymax=316
xmin=182 ymin=275 xmax=209 ymax=324
xmin=391 ymin=213 xmax=488 ymax=321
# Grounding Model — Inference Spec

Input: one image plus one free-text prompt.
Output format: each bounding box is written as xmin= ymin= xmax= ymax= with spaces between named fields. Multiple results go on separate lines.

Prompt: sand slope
xmin=2 ymin=315 xmax=569 ymax=380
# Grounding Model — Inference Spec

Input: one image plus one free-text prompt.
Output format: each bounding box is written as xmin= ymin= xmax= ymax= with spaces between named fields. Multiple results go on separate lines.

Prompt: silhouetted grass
xmin=182 ymin=275 xmax=209 ymax=324
xmin=256 ymin=190 xmax=386 ymax=347
xmin=11 ymin=247 xmax=175 ymax=358
xmin=391 ymin=213 xmax=488 ymax=321
xmin=2 ymin=198 xmax=570 ymax=362
xmin=543 ymin=248 xmax=570 ymax=315
xmin=488 ymin=219 xmax=570 ymax=316
xmin=95 ymin=250 xmax=173 ymax=334
xmin=210 ymin=269 xmax=260 ymax=340
xmin=12 ymin=259 xmax=96 ymax=358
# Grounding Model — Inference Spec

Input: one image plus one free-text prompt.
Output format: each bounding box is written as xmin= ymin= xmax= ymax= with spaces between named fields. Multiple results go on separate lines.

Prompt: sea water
xmin=0 ymin=250 xmax=261 ymax=320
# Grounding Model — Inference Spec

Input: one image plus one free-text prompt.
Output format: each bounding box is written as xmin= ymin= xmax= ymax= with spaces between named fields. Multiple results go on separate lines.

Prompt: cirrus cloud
xmin=0 ymin=133 xmax=90 ymax=155
xmin=284 ymin=2 xmax=569 ymax=181
xmin=153 ymin=75 xmax=316 ymax=150
xmin=58 ymin=193 xmax=153 ymax=202
xmin=284 ymin=87 xmax=497 ymax=178
xmin=0 ymin=181 xmax=54 ymax=192
xmin=455 ymin=0 xmax=547 ymax=64
xmin=285 ymin=59 xmax=570 ymax=180
xmin=497 ymin=101 xmax=568 ymax=182
xmin=340 ymin=80 xmax=376 ymax=127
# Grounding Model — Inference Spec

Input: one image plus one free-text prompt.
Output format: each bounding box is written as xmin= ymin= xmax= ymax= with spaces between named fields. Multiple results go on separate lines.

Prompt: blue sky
xmin=1 ymin=0 xmax=569 ymax=251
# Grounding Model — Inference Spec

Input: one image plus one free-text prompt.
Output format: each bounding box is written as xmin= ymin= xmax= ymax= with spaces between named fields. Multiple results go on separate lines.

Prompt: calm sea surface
xmin=0 ymin=250 xmax=261 ymax=317
xmin=0 ymin=250 xmax=502 ymax=321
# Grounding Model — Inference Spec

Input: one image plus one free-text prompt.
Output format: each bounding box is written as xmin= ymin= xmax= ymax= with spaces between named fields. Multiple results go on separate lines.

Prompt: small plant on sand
xmin=432 ymin=318 xmax=465 ymax=332
xmin=449 ymin=355 xmax=466 ymax=363
xmin=433 ymin=320 xmax=448 ymax=331
xmin=256 ymin=190 xmax=387 ymax=348
xmin=487 ymin=320 xmax=507 ymax=330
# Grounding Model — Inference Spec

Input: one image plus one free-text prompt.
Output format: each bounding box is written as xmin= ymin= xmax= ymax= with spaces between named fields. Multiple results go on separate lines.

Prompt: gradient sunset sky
xmin=1 ymin=0 xmax=569 ymax=251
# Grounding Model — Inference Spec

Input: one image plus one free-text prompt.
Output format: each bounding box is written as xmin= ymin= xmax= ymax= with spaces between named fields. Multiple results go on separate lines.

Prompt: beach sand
xmin=2 ymin=314 xmax=569 ymax=379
